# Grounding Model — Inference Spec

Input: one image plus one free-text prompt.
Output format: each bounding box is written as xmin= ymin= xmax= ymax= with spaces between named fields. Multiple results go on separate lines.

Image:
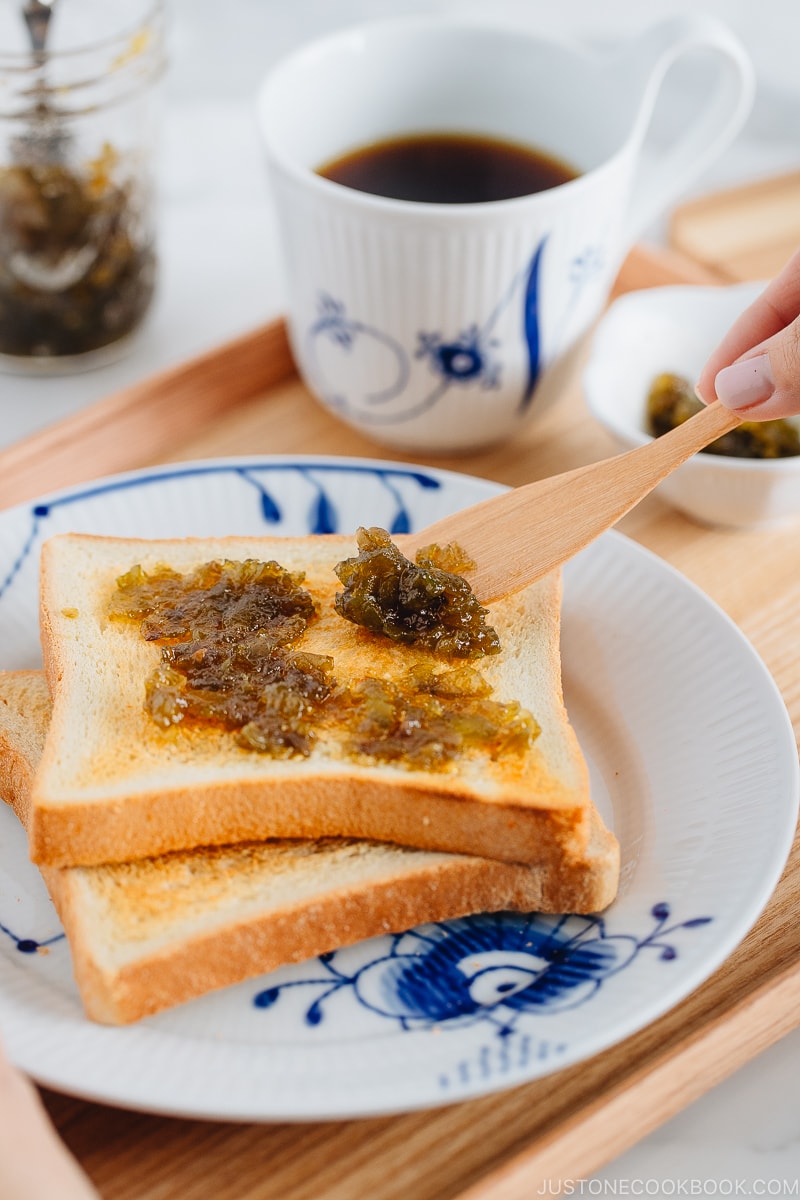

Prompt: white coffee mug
xmin=257 ymin=16 xmax=754 ymax=454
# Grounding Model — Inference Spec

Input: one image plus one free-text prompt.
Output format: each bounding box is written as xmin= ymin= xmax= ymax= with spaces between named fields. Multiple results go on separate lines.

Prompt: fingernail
xmin=714 ymin=353 xmax=775 ymax=412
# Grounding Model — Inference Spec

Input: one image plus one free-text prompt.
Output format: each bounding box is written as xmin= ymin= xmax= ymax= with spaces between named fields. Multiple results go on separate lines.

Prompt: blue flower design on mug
xmin=416 ymin=325 xmax=501 ymax=388
xmin=305 ymin=239 xmax=555 ymax=425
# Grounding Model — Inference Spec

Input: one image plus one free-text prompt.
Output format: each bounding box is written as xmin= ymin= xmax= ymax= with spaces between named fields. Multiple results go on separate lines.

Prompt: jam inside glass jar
xmin=0 ymin=0 xmax=165 ymax=369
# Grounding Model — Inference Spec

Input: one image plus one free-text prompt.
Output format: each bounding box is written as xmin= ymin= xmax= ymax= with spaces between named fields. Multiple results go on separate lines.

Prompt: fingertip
xmin=713 ymin=353 xmax=775 ymax=413
xmin=720 ymin=388 xmax=799 ymax=422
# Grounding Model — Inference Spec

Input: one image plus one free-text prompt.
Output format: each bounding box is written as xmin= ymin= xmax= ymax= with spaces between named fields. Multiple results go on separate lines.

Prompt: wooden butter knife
xmin=403 ymin=401 xmax=741 ymax=603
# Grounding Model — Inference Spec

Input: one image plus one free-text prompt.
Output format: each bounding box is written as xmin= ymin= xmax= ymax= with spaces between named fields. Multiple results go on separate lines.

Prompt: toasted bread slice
xmin=0 ymin=672 xmax=619 ymax=1024
xmin=34 ymin=533 xmax=597 ymax=870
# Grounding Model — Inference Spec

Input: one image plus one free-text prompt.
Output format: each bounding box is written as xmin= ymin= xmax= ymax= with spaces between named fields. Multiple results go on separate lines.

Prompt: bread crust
xmin=29 ymin=774 xmax=589 ymax=869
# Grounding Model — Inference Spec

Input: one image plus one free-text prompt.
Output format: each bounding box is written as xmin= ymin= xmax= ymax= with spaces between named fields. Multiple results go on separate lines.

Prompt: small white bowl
xmin=583 ymin=282 xmax=800 ymax=529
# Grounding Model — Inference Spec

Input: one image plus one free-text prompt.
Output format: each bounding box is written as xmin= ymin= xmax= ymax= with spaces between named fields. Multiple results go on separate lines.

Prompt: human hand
xmin=0 ymin=1037 xmax=99 ymax=1199
xmin=696 ymin=249 xmax=800 ymax=420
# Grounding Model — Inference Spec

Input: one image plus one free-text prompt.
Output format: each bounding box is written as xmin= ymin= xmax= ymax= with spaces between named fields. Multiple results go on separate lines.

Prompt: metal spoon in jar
xmin=22 ymin=0 xmax=57 ymax=61
xmin=14 ymin=0 xmax=70 ymax=164
xmin=401 ymin=401 xmax=741 ymax=603
xmin=7 ymin=1 xmax=110 ymax=295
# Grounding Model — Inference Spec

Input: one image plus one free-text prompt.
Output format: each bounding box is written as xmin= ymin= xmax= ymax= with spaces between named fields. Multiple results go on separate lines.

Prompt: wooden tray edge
xmin=0 ymin=319 xmax=295 ymax=511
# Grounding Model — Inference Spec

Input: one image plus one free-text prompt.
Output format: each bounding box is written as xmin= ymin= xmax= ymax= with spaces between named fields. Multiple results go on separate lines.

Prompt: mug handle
xmin=618 ymin=14 xmax=755 ymax=241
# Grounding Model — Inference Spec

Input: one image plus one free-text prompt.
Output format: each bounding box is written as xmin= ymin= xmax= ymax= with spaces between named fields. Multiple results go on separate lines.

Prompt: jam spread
xmin=332 ymin=666 xmax=538 ymax=769
xmin=108 ymin=559 xmax=331 ymax=757
xmin=333 ymin=526 xmax=500 ymax=658
xmin=108 ymin=533 xmax=539 ymax=768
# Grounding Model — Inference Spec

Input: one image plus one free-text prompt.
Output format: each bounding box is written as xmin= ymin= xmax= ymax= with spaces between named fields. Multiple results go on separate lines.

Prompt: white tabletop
xmin=3 ymin=0 xmax=800 ymax=1188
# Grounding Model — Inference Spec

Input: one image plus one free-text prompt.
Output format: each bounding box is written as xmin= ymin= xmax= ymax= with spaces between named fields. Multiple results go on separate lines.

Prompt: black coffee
xmin=317 ymin=132 xmax=579 ymax=204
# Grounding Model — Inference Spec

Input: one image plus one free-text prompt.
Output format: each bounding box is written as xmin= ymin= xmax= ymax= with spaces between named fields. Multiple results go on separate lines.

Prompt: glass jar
xmin=0 ymin=0 xmax=166 ymax=371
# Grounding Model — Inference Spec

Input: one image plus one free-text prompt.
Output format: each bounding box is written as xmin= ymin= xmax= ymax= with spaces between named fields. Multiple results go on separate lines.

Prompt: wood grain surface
xmin=669 ymin=170 xmax=800 ymax=283
xmin=1 ymin=227 xmax=799 ymax=1199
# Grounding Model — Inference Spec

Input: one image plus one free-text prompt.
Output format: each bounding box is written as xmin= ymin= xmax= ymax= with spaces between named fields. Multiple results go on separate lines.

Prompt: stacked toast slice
xmin=0 ymin=532 xmax=619 ymax=1023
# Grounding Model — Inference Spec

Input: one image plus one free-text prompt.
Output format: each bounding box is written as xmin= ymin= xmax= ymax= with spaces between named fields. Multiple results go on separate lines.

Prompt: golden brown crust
xmin=29 ymin=773 xmax=589 ymax=868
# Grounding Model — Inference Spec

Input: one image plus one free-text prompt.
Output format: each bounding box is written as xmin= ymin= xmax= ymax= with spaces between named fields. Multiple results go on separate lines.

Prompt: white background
xmin=2 ymin=0 xmax=800 ymax=1188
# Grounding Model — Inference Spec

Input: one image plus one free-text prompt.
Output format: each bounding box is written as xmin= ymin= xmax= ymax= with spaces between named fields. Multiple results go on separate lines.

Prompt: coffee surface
xmin=317 ymin=132 xmax=579 ymax=204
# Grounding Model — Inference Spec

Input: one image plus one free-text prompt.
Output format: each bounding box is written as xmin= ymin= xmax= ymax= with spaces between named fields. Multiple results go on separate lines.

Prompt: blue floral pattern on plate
xmin=254 ymin=905 xmax=711 ymax=1057
xmin=0 ymin=460 xmax=441 ymax=602
xmin=0 ymin=902 xmax=712 ymax=1093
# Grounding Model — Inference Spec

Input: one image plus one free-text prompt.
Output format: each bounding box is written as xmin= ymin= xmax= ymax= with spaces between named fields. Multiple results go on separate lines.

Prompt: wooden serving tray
xmin=2 ymin=240 xmax=799 ymax=1200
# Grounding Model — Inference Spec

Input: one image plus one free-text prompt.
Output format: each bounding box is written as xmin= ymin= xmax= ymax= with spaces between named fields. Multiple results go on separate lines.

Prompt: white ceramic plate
xmin=0 ymin=456 xmax=796 ymax=1120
